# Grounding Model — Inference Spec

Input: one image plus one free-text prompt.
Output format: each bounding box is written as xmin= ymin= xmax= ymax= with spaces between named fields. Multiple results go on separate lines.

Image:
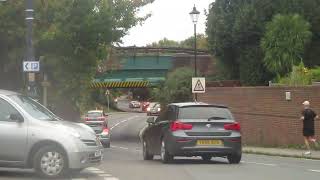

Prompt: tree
xmin=148 ymin=34 xmax=208 ymax=50
xmin=206 ymin=0 xmax=320 ymax=85
xmin=261 ymin=14 xmax=312 ymax=75
xmin=152 ymin=67 xmax=193 ymax=106
xmin=0 ymin=0 xmax=153 ymax=112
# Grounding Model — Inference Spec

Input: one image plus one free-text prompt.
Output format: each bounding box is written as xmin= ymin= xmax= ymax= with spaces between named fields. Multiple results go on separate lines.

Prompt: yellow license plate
xmin=197 ymin=140 xmax=223 ymax=146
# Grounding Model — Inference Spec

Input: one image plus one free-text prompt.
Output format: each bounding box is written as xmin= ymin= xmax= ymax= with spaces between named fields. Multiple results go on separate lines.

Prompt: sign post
xmin=192 ymin=77 xmax=206 ymax=101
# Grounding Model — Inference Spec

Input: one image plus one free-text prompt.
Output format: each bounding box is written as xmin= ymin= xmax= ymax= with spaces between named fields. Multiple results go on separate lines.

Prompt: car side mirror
xmin=10 ymin=113 xmax=24 ymax=123
xmin=146 ymin=117 xmax=155 ymax=124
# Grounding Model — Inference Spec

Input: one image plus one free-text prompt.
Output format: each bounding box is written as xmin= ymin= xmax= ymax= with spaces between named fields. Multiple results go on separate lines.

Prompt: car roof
xmin=0 ymin=89 xmax=20 ymax=96
xmin=169 ymin=102 xmax=228 ymax=108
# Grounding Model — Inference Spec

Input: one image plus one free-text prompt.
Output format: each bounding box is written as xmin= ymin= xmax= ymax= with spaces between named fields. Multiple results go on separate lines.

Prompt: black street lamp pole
xmin=25 ymin=0 xmax=36 ymax=96
xmin=190 ymin=5 xmax=200 ymax=101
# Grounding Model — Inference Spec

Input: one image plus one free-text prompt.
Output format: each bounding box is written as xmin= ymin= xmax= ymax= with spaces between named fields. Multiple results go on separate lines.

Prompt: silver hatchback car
xmin=0 ymin=90 xmax=103 ymax=178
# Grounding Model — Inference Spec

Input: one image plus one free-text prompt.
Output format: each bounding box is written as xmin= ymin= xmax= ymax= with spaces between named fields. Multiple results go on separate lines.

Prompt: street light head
xmin=189 ymin=5 xmax=200 ymax=24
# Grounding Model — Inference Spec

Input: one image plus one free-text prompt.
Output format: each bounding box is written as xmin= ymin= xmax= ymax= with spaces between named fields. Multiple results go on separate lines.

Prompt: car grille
xmin=186 ymin=131 xmax=231 ymax=136
xmin=88 ymin=153 xmax=102 ymax=163
xmin=81 ymin=139 xmax=98 ymax=146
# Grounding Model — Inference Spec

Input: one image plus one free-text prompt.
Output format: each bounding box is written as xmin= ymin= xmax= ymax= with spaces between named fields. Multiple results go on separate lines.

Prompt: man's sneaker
xmin=304 ymin=151 xmax=311 ymax=155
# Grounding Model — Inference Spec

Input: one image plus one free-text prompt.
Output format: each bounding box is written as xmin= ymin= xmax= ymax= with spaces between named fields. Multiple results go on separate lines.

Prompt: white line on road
xmin=104 ymin=177 xmax=120 ymax=180
xmin=99 ymin=173 xmax=112 ymax=177
xmin=71 ymin=179 xmax=86 ymax=180
xmin=86 ymin=167 xmax=100 ymax=171
xmin=241 ymin=161 xmax=278 ymax=167
xmin=308 ymin=169 xmax=320 ymax=173
xmin=111 ymin=145 xmax=129 ymax=150
xmin=110 ymin=116 xmax=139 ymax=131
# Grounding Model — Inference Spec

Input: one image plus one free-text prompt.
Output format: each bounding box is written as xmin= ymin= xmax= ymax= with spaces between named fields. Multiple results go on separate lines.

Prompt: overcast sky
xmin=121 ymin=0 xmax=214 ymax=46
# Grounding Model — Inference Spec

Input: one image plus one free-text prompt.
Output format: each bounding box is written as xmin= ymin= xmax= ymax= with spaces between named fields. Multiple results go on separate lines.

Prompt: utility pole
xmin=25 ymin=0 xmax=36 ymax=97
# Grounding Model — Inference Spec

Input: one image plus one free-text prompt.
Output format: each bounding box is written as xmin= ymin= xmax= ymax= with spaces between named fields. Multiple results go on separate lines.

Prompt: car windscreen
xmin=178 ymin=106 xmax=234 ymax=120
xmin=87 ymin=112 xmax=102 ymax=117
xmin=9 ymin=95 xmax=58 ymax=121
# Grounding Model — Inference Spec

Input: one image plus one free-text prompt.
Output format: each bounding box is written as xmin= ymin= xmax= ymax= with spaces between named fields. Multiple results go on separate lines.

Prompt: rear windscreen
xmin=178 ymin=106 xmax=234 ymax=120
xmin=87 ymin=112 xmax=102 ymax=117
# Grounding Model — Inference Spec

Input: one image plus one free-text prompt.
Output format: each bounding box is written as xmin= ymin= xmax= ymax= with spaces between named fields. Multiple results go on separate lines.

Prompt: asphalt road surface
xmin=1 ymin=112 xmax=320 ymax=180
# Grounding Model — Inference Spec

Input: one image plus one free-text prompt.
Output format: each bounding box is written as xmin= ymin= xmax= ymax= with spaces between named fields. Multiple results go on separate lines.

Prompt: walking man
xmin=300 ymin=100 xmax=318 ymax=155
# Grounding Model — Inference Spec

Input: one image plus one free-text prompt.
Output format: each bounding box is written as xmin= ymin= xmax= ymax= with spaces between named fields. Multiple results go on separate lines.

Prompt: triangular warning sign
xmin=194 ymin=79 xmax=204 ymax=92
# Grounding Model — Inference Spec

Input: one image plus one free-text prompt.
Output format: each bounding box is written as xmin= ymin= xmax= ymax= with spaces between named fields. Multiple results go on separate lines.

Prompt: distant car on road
xmin=85 ymin=110 xmax=110 ymax=148
xmin=140 ymin=102 xmax=242 ymax=164
xmin=85 ymin=110 xmax=107 ymax=121
xmin=85 ymin=120 xmax=110 ymax=148
xmin=141 ymin=101 xmax=150 ymax=112
xmin=147 ymin=103 xmax=161 ymax=116
xmin=0 ymin=90 xmax=103 ymax=178
xmin=129 ymin=101 xmax=141 ymax=108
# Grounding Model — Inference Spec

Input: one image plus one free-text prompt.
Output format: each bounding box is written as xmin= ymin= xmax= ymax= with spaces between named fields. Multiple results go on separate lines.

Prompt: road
xmin=1 ymin=112 xmax=320 ymax=180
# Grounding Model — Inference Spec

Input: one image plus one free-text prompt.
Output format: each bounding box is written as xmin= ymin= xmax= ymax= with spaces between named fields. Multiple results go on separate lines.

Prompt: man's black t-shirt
xmin=302 ymin=109 xmax=317 ymax=129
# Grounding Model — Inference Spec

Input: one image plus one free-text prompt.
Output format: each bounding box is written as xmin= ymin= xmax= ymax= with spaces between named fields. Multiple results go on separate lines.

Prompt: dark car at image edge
xmin=140 ymin=102 xmax=242 ymax=164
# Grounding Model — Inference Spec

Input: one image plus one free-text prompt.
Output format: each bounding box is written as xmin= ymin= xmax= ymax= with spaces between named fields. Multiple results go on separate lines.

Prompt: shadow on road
xmin=149 ymin=157 xmax=230 ymax=165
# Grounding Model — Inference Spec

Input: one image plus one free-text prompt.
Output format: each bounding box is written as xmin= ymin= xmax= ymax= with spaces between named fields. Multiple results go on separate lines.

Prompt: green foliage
xmin=206 ymin=0 xmax=320 ymax=85
xmin=152 ymin=67 xmax=193 ymax=106
xmin=278 ymin=62 xmax=312 ymax=86
xmin=148 ymin=34 xmax=208 ymax=50
xmin=0 ymin=0 xmax=153 ymax=112
xmin=261 ymin=14 xmax=312 ymax=75
xmin=310 ymin=67 xmax=320 ymax=82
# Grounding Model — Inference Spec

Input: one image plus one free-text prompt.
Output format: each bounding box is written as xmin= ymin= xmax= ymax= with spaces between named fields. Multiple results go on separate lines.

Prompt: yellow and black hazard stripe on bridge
xmin=90 ymin=81 xmax=150 ymax=88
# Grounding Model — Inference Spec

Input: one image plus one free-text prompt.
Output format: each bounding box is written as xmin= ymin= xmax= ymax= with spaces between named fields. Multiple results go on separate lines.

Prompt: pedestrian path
xmin=243 ymin=146 xmax=320 ymax=160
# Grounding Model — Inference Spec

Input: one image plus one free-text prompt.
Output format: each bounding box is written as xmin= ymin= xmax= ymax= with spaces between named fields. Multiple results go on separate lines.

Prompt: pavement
xmin=243 ymin=146 xmax=320 ymax=160
xmin=1 ymin=111 xmax=320 ymax=180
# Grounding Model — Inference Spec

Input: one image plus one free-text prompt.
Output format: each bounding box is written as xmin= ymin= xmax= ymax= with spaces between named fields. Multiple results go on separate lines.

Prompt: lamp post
xmin=190 ymin=5 xmax=200 ymax=101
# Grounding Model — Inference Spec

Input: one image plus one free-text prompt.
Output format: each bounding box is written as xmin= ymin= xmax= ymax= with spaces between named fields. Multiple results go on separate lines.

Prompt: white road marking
xmin=308 ymin=169 xmax=320 ymax=173
xmin=241 ymin=161 xmax=278 ymax=167
xmin=86 ymin=167 xmax=100 ymax=171
xmin=104 ymin=177 xmax=120 ymax=180
xmin=99 ymin=173 xmax=112 ymax=177
xmin=110 ymin=116 xmax=139 ymax=131
xmin=111 ymin=145 xmax=129 ymax=150
xmin=90 ymin=170 xmax=105 ymax=174
xmin=71 ymin=179 xmax=86 ymax=180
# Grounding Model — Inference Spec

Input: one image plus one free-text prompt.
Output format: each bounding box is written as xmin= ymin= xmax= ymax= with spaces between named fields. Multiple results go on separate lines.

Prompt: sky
xmin=121 ymin=0 xmax=214 ymax=46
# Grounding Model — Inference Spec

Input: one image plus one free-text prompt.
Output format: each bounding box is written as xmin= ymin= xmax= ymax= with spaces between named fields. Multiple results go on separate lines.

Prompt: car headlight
xmin=147 ymin=107 xmax=151 ymax=111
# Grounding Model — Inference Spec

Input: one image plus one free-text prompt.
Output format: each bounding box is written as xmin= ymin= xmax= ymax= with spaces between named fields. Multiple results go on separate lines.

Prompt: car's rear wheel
xmin=201 ymin=155 xmax=212 ymax=161
xmin=227 ymin=152 xmax=242 ymax=164
xmin=33 ymin=145 xmax=68 ymax=178
xmin=142 ymin=140 xmax=153 ymax=160
xmin=160 ymin=140 xmax=173 ymax=163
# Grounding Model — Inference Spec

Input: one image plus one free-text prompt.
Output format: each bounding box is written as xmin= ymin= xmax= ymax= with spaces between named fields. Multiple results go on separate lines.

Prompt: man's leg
xmin=309 ymin=136 xmax=318 ymax=148
xmin=304 ymin=136 xmax=311 ymax=155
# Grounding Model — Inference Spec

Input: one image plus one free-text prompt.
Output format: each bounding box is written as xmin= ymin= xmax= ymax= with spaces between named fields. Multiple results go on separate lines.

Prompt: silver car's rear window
xmin=87 ymin=112 xmax=103 ymax=117
xmin=178 ymin=106 xmax=234 ymax=120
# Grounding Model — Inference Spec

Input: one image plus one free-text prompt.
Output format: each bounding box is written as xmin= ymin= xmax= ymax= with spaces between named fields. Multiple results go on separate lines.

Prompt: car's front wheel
xmin=142 ymin=140 xmax=153 ymax=160
xmin=227 ymin=152 xmax=242 ymax=164
xmin=33 ymin=145 xmax=68 ymax=178
xmin=160 ymin=140 xmax=173 ymax=163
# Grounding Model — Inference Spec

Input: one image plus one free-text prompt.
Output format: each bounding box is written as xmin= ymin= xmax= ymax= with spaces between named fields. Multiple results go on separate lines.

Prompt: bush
xmin=310 ymin=67 xmax=320 ymax=82
xmin=152 ymin=67 xmax=194 ymax=106
xmin=278 ymin=62 xmax=312 ymax=86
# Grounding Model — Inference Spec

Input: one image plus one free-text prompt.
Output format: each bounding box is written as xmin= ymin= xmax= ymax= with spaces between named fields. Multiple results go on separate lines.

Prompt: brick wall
xmin=199 ymin=86 xmax=320 ymax=146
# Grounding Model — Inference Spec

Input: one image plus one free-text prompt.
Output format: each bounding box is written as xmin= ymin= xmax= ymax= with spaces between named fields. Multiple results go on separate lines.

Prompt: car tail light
xmin=98 ymin=117 xmax=106 ymax=121
xmin=101 ymin=128 xmax=109 ymax=136
xmin=170 ymin=121 xmax=193 ymax=131
xmin=224 ymin=122 xmax=241 ymax=131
